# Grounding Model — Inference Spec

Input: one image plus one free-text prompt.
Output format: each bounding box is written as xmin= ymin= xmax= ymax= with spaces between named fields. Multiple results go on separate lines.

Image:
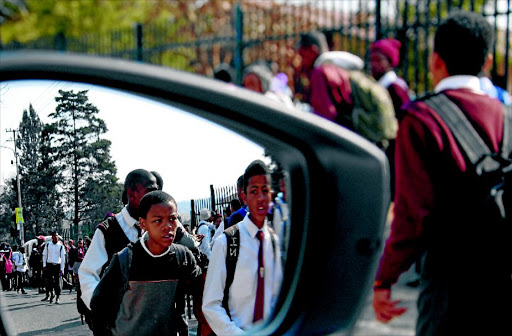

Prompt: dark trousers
xmin=0 ymin=270 xmax=8 ymax=291
xmin=15 ymin=271 xmax=24 ymax=291
xmin=45 ymin=263 xmax=61 ymax=297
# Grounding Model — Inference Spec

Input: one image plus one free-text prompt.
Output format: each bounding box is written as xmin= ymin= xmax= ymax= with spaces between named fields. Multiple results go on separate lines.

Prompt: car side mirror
xmin=0 ymin=51 xmax=389 ymax=335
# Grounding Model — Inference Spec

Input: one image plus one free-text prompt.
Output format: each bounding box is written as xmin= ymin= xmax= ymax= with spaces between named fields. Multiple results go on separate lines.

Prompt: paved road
xmin=2 ymin=275 xmax=418 ymax=336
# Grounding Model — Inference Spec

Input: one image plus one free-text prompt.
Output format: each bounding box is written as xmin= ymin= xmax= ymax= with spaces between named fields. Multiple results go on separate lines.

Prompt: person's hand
xmin=195 ymin=234 xmax=205 ymax=243
xmin=372 ymin=288 xmax=407 ymax=323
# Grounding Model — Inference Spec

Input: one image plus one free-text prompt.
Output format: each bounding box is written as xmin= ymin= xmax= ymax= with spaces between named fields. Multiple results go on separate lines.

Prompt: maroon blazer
xmin=375 ymin=88 xmax=504 ymax=288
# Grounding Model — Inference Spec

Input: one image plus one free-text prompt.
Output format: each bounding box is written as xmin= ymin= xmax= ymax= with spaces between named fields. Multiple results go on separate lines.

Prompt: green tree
xmin=16 ymin=104 xmax=63 ymax=237
xmin=0 ymin=179 xmax=17 ymax=241
xmin=48 ymin=89 xmax=120 ymax=231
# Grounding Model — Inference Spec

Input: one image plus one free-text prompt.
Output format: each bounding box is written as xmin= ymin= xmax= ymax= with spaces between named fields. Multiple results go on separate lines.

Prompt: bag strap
xmin=118 ymin=246 xmax=132 ymax=292
xmin=424 ymin=93 xmax=512 ymax=166
xmin=222 ymin=224 xmax=240 ymax=319
xmin=424 ymin=93 xmax=491 ymax=165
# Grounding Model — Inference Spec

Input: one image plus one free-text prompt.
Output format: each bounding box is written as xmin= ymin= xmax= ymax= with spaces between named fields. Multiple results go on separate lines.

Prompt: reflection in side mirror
xmin=0 ymin=80 xmax=289 ymax=335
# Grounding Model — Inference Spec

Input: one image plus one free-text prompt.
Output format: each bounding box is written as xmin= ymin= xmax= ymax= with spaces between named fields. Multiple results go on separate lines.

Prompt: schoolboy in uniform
xmin=202 ymin=160 xmax=283 ymax=335
xmin=91 ymin=191 xmax=202 ymax=336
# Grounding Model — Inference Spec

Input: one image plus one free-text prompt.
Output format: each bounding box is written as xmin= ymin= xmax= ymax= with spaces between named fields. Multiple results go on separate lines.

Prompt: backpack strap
xmin=222 ymin=224 xmax=240 ymax=319
xmin=118 ymin=245 xmax=133 ymax=292
xmin=424 ymin=93 xmax=491 ymax=165
xmin=267 ymin=227 xmax=278 ymax=262
xmin=501 ymin=105 xmax=512 ymax=158
xmin=221 ymin=224 xmax=279 ymax=319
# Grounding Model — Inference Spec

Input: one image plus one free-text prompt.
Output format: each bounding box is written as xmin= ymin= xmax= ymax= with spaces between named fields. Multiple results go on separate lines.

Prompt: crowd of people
xmin=0 ymin=233 xmax=90 ymax=302
xmin=2 ymin=9 xmax=511 ymax=336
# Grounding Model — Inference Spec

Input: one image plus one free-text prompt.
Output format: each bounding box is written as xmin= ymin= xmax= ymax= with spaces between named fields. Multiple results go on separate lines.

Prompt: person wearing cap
xmin=370 ymin=38 xmax=412 ymax=203
xmin=42 ymin=231 xmax=66 ymax=304
xmin=370 ymin=38 xmax=411 ymax=122
xmin=196 ymin=208 xmax=213 ymax=261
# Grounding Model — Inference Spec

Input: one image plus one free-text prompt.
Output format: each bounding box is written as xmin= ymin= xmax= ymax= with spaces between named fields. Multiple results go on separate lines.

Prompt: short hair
xmin=151 ymin=171 xmax=164 ymax=190
xmin=124 ymin=169 xmax=156 ymax=191
xmin=139 ymin=190 xmax=177 ymax=219
xmin=230 ymin=198 xmax=242 ymax=211
xmin=214 ymin=63 xmax=235 ymax=83
xmin=243 ymin=160 xmax=271 ymax=192
xmin=237 ymin=175 xmax=244 ymax=188
xmin=299 ymin=31 xmax=329 ymax=54
xmin=434 ymin=10 xmax=494 ymax=76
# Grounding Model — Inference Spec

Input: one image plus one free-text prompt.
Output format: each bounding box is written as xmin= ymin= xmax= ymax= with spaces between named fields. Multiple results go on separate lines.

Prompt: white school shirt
xmin=197 ymin=220 xmax=212 ymax=260
xmin=202 ymin=215 xmax=283 ymax=335
xmin=78 ymin=206 xmax=139 ymax=310
xmin=12 ymin=251 xmax=27 ymax=272
xmin=42 ymin=241 xmax=66 ymax=272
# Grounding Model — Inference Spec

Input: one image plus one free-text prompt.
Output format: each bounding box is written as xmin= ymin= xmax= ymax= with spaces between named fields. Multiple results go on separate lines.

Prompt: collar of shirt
xmin=243 ymin=214 xmax=268 ymax=239
xmin=378 ymin=71 xmax=397 ymax=89
xmin=120 ymin=206 xmax=138 ymax=228
xmin=434 ymin=75 xmax=483 ymax=94
xmin=139 ymin=232 xmax=171 ymax=258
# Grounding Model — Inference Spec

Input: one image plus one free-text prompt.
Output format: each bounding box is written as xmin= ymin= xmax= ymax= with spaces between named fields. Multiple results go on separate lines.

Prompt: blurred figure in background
xmin=243 ymin=62 xmax=295 ymax=108
xmin=370 ymin=38 xmax=412 ymax=122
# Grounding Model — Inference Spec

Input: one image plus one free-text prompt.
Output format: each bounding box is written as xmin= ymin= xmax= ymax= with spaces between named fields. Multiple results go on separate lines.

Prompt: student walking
xmin=12 ymin=246 xmax=27 ymax=294
xmin=42 ymin=232 xmax=66 ymax=304
xmin=91 ymin=190 xmax=202 ymax=336
xmin=202 ymin=160 xmax=283 ymax=335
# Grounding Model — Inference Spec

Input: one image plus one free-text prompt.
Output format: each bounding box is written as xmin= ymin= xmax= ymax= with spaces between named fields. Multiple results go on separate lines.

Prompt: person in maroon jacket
xmin=372 ymin=10 xmax=511 ymax=336
xmin=370 ymin=38 xmax=411 ymax=122
xmin=370 ymin=38 xmax=412 ymax=201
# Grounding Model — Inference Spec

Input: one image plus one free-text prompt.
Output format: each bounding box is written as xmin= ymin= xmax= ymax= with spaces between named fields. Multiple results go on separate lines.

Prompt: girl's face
xmin=140 ymin=201 xmax=179 ymax=255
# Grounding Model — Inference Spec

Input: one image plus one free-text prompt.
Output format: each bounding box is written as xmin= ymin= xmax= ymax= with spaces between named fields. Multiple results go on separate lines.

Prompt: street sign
xmin=15 ymin=207 xmax=24 ymax=224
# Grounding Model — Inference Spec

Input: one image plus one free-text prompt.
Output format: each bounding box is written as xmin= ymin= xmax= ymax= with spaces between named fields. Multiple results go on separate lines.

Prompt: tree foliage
xmin=17 ymin=104 xmax=63 ymax=237
xmin=48 ymin=89 xmax=120 ymax=229
xmin=0 ymin=0 xmax=200 ymax=43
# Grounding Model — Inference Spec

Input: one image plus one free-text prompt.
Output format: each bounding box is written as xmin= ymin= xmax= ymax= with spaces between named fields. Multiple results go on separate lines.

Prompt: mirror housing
xmin=0 ymin=51 xmax=389 ymax=335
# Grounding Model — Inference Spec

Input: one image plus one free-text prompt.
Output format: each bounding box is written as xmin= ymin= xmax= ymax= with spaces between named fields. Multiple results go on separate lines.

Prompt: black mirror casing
xmin=0 ymin=51 xmax=389 ymax=335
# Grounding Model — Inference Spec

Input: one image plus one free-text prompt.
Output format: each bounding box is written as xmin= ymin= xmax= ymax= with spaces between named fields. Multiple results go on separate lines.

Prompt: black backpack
xmin=424 ymin=93 xmax=512 ymax=224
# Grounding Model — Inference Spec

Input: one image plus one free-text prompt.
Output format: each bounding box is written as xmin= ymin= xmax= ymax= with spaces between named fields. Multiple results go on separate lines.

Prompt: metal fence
xmin=2 ymin=0 xmax=510 ymax=96
xmin=190 ymin=184 xmax=237 ymax=231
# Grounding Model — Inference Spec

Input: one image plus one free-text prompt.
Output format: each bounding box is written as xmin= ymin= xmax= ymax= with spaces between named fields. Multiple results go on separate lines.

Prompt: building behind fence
xmin=2 ymin=0 xmax=511 ymax=95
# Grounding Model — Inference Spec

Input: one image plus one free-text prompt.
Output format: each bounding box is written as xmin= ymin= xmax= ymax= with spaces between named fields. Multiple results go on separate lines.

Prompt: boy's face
xmin=298 ymin=44 xmax=319 ymax=71
xmin=127 ymin=179 xmax=159 ymax=217
xmin=140 ymin=201 xmax=179 ymax=254
xmin=243 ymin=73 xmax=263 ymax=93
xmin=370 ymin=51 xmax=390 ymax=79
xmin=246 ymin=174 xmax=273 ymax=228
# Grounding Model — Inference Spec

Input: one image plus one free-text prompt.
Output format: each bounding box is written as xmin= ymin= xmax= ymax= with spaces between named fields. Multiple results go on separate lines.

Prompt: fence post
xmin=135 ymin=23 xmax=143 ymax=62
xmin=190 ymin=199 xmax=196 ymax=232
xmin=210 ymin=184 xmax=216 ymax=213
xmin=232 ymin=2 xmax=244 ymax=85
xmin=55 ymin=32 xmax=66 ymax=52
xmin=375 ymin=0 xmax=382 ymax=40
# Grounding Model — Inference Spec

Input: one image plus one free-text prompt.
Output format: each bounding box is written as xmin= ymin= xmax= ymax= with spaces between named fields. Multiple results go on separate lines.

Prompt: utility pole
xmin=6 ymin=129 xmax=24 ymax=245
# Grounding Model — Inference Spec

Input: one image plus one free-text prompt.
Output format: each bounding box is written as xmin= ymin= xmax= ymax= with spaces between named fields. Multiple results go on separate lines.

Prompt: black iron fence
xmin=190 ymin=184 xmax=237 ymax=231
xmin=1 ymin=0 xmax=510 ymax=96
